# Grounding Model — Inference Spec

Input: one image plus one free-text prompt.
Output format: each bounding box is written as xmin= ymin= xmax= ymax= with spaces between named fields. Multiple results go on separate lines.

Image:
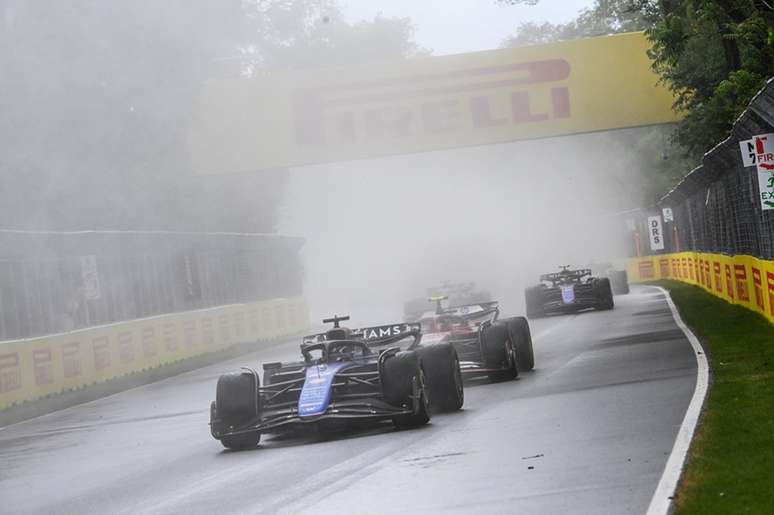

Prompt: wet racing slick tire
xmin=593 ymin=277 xmax=614 ymax=311
xmin=525 ymin=285 xmax=546 ymax=319
xmin=214 ymin=370 xmax=261 ymax=450
xmin=382 ymin=351 xmax=431 ymax=429
xmin=608 ymin=270 xmax=630 ymax=295
xmin=220 ymin=430 xmax=261 ymax=451
xmin=417 ymin=343 xmax=464 ymax=413
xmin=500 ymin=316 xmax=534 ymax=372
xmin=482 ymin=323 xmax=518 ymax=382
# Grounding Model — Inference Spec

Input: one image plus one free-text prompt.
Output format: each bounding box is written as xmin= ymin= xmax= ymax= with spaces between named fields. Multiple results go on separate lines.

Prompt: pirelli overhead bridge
xmin=190 ymin=31 xmax=680 ymax=175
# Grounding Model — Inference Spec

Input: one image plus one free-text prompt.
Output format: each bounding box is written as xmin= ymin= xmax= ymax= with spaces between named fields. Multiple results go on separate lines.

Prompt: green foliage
xmin=499 ymin=0 xmax=774 ymax=199
xmin=672 ymin=69 xmax=767 ymax=155
xmin=502 ymin=0 xmax=649 ymax=46
xmin=630 ymin=125 xmax=696 ymax=203
xmin=501 ymin=1 xmax=692 ymax=204
xmin=644 ymin=0 xmax=774 ymax=158
xmin=238 ymin=1 xmax=426 ymax=72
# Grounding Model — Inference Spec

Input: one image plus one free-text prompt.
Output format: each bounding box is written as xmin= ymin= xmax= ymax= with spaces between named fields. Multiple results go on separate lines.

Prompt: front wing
xmin=210 ymin=369 xmax=423 ymax=438
xmin=210 ymin=398 xmax=414 ymax=438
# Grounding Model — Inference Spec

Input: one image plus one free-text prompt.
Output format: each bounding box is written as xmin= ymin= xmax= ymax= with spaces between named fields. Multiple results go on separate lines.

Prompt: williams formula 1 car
xmin=398 ymin=297 xmax=534 ymax=383
xmin=524 ymin=266 xmax=614 ymax=318
xmin=210 ymin=315 xmax=463 ymax=450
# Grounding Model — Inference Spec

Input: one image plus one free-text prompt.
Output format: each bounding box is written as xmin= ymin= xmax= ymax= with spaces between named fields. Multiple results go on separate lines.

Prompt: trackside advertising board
xmin=0 ymin=297 xmax=309 ymax=410
xmin=628 ymin=253 xmax=774 ymax=325
xmin=190 ymin=32 xmax=679 ymax=174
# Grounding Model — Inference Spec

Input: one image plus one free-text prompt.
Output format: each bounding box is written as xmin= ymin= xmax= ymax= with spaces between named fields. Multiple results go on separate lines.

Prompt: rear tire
xmin=525 ymin=285 xmax=545 ymax=319
xmin=215 ymin=370 xmax=261 ymax=450
xmin=418 ymin=343 xmax=464 ymax=412
xmin=502 ymin=317 xmax=534 ymax=372
xmin=608 ymin=270 xmax=630 ymax=295
xmin=482 ymin=323 xmax=517 ymax=382
xmin=593 ymin=278 xmax=614 ymax=311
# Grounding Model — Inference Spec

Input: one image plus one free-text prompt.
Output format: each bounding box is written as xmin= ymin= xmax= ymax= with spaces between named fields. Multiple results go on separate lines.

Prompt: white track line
xmin=646 ymin=286 xmax=710 ymax=515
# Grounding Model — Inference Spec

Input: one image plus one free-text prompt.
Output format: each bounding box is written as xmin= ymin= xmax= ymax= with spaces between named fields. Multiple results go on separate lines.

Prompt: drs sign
xmin=648 ymin=216 xmax=665 ymax=251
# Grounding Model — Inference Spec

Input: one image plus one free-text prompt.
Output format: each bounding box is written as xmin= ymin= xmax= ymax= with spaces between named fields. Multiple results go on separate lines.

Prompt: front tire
xmin=382 ymin=351 xmax=431 ymax=429
xmin=214 ymin=370 xmax=261 ymax=450
xmin=220 ymin=431 xmax=261 ymax=450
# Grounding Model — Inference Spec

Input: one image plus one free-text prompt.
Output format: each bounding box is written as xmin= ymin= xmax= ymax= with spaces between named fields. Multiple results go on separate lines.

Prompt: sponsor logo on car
xmin=560 ymin=285 xmax=576 ymax=305
xmin=353 ymin=323 xmax=421 ymax=340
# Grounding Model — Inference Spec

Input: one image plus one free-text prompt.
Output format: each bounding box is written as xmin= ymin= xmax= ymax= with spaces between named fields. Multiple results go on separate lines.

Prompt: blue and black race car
xmin=210 ymin=315 xmax=463 ymax=450
xmin=524 ymin=266 xmax=614 ymax=318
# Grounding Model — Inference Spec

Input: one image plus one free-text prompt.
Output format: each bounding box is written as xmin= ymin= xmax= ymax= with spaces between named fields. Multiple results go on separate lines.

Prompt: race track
xmin=0 ymin=285 xmax=698 ymax=515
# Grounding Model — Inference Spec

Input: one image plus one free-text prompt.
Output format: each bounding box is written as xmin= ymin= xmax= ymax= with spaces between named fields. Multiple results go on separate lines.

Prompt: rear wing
xmin=302 ymin=322 xmax=421 ymax=346
xmin=540 ymin=268 xmax=591 ymax=283
xmin=441 ymin=301 xmax=499 ymax=320
xmin=353 ymin=323 xmax=421 ymax=343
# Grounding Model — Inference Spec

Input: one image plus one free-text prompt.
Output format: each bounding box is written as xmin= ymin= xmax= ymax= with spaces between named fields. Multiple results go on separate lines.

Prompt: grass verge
xmin=655 ymin=280 xmax=774 ymax=514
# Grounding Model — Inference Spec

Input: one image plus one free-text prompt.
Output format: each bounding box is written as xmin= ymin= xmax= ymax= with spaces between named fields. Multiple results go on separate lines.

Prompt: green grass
xmin=655 ymin=280 xmax=774 ymax=514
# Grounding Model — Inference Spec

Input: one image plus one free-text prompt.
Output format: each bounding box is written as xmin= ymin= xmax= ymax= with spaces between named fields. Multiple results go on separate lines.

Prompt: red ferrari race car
xmin=404 ymin=297 xmax=534 ymax=382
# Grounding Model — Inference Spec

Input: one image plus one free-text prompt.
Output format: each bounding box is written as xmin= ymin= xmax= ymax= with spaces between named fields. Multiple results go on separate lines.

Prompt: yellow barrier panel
xmin=629 ymin=253 xmax=774 ymax=324
xmin=0 ymin=297 xmax=309 ymax=410
xmin=190 ymin=31 xmax=679 ymax=174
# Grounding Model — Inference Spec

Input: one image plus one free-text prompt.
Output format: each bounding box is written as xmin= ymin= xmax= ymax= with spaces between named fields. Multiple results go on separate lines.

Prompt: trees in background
xmin=237 ymin=1 xmax=426 ymax=71
xmin=0 ymin=1 xmax=243 ymax=230
xmin=499 ymin=0 xmax=773 ymax=202
xmin=642 ymin=1 xmax=774 ymax=157
xmin=0 ymin=0 xmax=422 ymax=232
xmin=501 ymin=0 xmax=649 ymax=46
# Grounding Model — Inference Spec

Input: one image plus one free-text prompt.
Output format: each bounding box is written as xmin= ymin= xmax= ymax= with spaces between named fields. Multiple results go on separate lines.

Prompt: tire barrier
xmin=628 ymin=253 xmax=774 ymax=324
xmin=0 ymin=297 xmax=309 ymax=410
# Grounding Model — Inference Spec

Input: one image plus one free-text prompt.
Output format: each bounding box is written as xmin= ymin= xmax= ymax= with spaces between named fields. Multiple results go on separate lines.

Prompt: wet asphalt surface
xmin=0 ymin=285 xmax=697 ymax=515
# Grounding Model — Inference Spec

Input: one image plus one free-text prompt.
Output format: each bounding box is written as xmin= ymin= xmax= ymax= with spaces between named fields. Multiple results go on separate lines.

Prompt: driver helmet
xmin=325 ymin=326 xmax=352 ymax=340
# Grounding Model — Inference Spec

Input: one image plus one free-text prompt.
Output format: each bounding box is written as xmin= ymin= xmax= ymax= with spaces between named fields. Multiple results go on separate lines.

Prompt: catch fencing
xmin=0 ymin=296 xmax=309 ymax=409
xmin=627 ymin=77 xmax=774 ymax=325
xmin=0 ymin=230 xmax=304 ymax=342
xmin=627 ymin=77 xmax=774 ymax=259
xmin=0 ymin=230 xmax=308 ymax=409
